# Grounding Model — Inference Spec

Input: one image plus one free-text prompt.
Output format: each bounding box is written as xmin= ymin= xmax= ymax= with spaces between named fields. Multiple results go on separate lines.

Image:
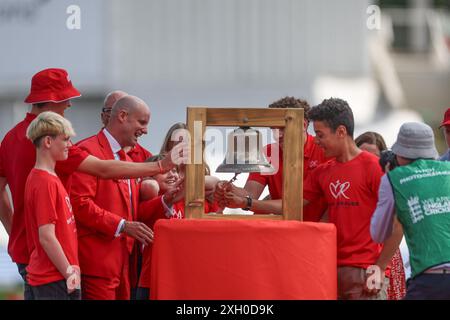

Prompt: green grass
xmin=0 ymin=286 xmax=24 ymax=300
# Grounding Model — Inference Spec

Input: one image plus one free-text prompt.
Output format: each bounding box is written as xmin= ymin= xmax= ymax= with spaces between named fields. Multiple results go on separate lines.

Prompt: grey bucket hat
xmin=392 ymin=122 xmax=438 ymax=159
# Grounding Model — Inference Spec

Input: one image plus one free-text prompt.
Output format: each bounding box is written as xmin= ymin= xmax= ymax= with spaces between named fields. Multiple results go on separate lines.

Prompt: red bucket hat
xmin=24 ymin=68 xmax=81 ymax=104
xmin=440 ymin=108 xmax=450 ymax=128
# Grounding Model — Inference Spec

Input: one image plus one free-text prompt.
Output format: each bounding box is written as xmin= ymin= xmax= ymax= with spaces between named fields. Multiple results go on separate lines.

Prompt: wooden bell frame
xmin=185 ymin=107 xmax=304 ymax=221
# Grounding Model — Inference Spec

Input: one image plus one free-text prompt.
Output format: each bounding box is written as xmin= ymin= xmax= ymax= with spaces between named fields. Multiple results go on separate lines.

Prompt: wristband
xmin=243 ymin=196 xmax=252 ymax=211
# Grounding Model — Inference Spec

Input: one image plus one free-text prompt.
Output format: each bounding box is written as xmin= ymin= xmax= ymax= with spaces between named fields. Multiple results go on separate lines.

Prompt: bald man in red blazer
xmin=70 ymin=96 xmax=154 ymax=300
xmin=99 ymin=90 xmax=153 ymax=299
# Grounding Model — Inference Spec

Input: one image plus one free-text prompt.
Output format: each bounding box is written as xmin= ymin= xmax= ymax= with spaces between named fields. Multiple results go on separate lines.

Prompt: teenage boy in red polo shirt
xmin=215 ymin=97 xmax=328 ymax=221
xmin=0 ymin=68 xmax=188 ymax=299
xmin=303 ymin=98 xmax=385 ymax=299
xmin=24 ymin=111 xmax=81 ymax=300
xmin=218 ymin=98 xmax=386 ymax=299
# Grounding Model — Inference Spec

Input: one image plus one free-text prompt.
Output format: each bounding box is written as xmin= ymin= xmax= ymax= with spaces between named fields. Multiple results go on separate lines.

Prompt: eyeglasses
xmin=102 ymin=108 xmax=112 ymax=113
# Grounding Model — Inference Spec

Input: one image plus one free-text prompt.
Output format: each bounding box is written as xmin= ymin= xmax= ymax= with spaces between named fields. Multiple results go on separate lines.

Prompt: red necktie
xmin=117 ymin=149 xmax=127 ymax=161
xmin=117 ymin=149 xmax=134 ymax=219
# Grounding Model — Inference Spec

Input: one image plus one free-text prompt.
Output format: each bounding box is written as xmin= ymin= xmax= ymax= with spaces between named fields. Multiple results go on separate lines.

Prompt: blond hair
xmin=26 ymin=111 xmax=76 ymax=146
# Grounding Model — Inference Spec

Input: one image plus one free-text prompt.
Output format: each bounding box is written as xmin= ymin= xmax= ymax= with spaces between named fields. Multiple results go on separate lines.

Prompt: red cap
xmin=440 ymin=108 xmax=450 ymax=128
xmin=24 ymin=68 xmax=81 ymax=104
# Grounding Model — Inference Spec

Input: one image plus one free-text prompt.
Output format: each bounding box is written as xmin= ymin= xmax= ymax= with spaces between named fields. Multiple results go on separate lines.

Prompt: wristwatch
xmin=243 ymin=196 xmax=252 ymax=211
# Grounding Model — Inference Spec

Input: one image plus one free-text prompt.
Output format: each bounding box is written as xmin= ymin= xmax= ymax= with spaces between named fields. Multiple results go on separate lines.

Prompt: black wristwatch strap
xmin=243 ymin=196 xmax=252 ymax=211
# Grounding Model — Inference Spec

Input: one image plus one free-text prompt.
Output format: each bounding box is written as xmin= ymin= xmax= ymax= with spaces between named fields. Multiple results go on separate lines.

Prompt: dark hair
xmin=355 ymin=131 xmax=387 ymax=153
xmin=308 ymin=98 xmax=354 ymax=137
xmin=269 ymin=97 xmax=310 ymax=122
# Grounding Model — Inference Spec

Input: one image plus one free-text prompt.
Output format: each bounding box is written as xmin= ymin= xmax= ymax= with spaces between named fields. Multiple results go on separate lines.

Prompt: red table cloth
xmin=150 ymin=219 xmax=337 ymax=300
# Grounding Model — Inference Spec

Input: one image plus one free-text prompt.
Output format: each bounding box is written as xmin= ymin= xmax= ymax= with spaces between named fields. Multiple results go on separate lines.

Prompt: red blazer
xmin=70 ymin=131 xmax=138 ymax=279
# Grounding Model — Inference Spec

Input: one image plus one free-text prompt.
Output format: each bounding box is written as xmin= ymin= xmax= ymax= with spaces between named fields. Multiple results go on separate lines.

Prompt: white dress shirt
xmin=103 ymin=128 xmax=130 ymax=237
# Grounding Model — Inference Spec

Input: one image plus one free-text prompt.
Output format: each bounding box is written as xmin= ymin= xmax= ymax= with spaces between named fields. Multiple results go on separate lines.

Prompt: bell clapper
xmin=228 ymin=172 xmax=240 ymax=184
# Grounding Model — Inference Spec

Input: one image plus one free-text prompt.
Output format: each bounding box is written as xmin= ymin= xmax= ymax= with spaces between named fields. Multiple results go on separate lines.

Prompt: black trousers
xmin=130 ymin=247 xmax=143 ymax=300
xmin=135 ymin=287 xmax=150 ymax=300
xmin=16 ymin=263 xmax=34 ymax=300
xmin=404 ymin=274 xmax=450 ymax=300
xmin=31 ymin=280 xmax=81 ymax=300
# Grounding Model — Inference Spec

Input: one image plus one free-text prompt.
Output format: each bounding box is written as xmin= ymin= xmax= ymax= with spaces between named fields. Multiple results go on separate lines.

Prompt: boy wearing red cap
xmin=24 ymin=111 xmax=81 ymax=300
xmin=439 ymin=108 xmax=450 ymax=161
xmin=0 ymin=68 xmax=188 ymax=299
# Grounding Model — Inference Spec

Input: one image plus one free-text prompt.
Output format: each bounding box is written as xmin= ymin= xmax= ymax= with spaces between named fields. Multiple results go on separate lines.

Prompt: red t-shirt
xmin=303 ymin=151 xmax=383 ymax=268
xmin=25 ymin=169 xmax=79 ymax=286
xmin=247 ymin=134 xmax=328 ymax=221
xmin=0 ymin=113 xmax=88 ymax=264
xmin=127 ymin=143 xmax=152 ymax=163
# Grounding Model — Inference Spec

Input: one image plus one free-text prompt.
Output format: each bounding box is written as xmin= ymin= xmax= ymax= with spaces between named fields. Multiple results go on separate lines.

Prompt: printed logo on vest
xmin=407 ymin=196 xmax=424 ymax=224
xmin=407 ymin=196 xmax=450 ymax=224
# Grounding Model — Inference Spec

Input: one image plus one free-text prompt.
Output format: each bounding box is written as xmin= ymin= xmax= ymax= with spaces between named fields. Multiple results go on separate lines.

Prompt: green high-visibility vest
xmin=388 ymin=159 xmax=450 ymax=278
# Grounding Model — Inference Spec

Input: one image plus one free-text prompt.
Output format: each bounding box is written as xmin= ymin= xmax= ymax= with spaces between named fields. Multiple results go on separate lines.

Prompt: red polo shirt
xmin=247 ymin=134 xmax=328 ymax=221
xmin=0 ymin=113 xmax=88 ymax=264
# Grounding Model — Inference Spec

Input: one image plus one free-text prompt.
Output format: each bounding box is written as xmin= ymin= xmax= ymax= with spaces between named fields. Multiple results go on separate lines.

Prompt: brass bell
xmin=216 ymin=126 xmax=275 ymax=174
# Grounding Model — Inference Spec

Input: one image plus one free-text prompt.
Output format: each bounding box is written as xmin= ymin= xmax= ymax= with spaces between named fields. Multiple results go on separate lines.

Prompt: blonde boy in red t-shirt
xmin=24 ymin=111 xmax=81 ymax=300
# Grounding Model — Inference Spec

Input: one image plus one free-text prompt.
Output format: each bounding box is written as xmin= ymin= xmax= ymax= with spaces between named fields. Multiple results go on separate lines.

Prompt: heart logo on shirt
xmin=329 ymin=180 xmax=350 ymax=199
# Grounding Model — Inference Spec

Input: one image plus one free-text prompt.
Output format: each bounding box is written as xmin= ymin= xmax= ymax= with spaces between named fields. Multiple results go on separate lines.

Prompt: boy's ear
xmin=303 ymin=119 xmax=308 ymax=132
xmin=336 ymin=125 xmax=347 ymax=137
